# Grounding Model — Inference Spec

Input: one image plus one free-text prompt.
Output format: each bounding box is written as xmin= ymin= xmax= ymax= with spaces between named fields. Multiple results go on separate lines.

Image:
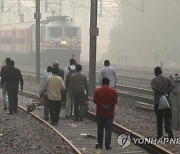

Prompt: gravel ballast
xmin=0 ymin=101 xmax=76 ymax=154
xmin=24 ymin=82 xmax=180 ymax=153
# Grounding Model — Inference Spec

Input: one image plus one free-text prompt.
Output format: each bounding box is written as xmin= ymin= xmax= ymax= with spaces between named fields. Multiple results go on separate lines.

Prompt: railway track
xmin=21 ymin=72 xmax=155 ymax=111
xmin=1 ymin=64 xmax=178 ymax=153
xmin=0 ymin=96 xmax=81 ymax=154
xmin=18 ymin=64 xmax=178 ymax=112
xmin=18 ymin=105 xmax=82 ymax=154
xmin=16 ymin=90 xmax=172 ymax=154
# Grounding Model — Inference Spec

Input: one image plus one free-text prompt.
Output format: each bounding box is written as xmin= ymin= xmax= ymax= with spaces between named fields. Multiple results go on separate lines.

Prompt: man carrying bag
xmin=151 ymin=66 xmax=175 ymax=139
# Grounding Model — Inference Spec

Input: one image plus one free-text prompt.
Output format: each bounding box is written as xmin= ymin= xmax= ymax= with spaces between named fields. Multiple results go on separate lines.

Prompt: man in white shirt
xmin=64 ymin=59 xmax=76 ymax=118
xmin=99 ymin=60 xmax=117 ymax=88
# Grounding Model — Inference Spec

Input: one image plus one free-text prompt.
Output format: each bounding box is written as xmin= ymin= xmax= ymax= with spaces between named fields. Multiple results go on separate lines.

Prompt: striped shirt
xmin=151 ymin=75 xmax=175 ymax=105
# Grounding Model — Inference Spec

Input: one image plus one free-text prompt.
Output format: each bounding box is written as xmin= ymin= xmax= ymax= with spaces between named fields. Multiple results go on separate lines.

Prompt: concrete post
xmin=89 ymin=0 xmax=98 ymax=96
xmin=34 ymin=0 xmax=41 ymax=83
xmin=171 ymin=74 xmax=180 ymax=130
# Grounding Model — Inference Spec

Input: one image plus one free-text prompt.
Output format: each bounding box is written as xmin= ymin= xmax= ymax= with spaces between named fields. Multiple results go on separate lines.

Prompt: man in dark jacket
xmin=93 ymin=77 xmax=118 ymax=150
xmin=69 ymin=64 xmax=89 ymax=121
xmin=0 ymin=58 xmax=11 ymax=110
xmin=64 ymin=59 xmax=76 ymax=118
xmin=4 ymin=60 xmax=24 ymax=115
xmin=151 ymin=66 xmax=175 ymax=139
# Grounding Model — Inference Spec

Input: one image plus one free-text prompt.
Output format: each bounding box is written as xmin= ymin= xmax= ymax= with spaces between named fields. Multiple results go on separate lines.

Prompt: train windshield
xmin=64 ymin=27 xmax=78 ymax=37
xmin=48 ymin=27 xmax=63 ymax=38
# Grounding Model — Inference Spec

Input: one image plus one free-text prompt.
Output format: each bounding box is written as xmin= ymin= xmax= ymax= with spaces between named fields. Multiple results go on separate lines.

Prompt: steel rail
xmin=18 ymin=90 xmax=172 ymax=154
xmin=18 ymin=101 xmax=82 ymax=154
xmin=85 ymin=111 xmax=173 ymax=154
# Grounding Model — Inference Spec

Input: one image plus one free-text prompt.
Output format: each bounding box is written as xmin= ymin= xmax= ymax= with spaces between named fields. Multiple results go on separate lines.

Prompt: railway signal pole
xmin=89 ymin=0 xmax=99 ymax=96
xmin=34 ymin=0 xmax=41 ymax=83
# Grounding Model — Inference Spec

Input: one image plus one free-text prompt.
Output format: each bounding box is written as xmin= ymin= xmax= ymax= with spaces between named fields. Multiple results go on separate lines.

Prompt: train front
xmin=41 ymin=16 xmax=81 ymax=67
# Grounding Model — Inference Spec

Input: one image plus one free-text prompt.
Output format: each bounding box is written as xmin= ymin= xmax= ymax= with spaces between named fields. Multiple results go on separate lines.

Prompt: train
xmin=0 ymin=16 xmax=81 ymax=67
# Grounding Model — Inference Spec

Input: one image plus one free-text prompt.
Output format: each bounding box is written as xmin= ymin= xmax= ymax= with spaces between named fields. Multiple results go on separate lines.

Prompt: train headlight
xmin=61 ymin=40 xmax=67 ymax=45
xmin=74 ymin=40 xmax=77 ymax=44
xmin=50 ymin=40 xmax=54 ymax=45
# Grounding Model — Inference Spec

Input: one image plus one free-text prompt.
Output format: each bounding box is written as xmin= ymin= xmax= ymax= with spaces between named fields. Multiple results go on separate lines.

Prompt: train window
xmin=1 ymin=37 xmax=12 ymax=44
xmin=64 ymin=27 xmax=78 ymax=37
xmin=48 ymin=27 xmax=63 ymax=38
xmin=15 ymin=38 xmax=23 ymax=43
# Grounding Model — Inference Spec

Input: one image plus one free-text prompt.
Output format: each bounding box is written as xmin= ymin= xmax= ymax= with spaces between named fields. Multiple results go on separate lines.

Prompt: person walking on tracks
xmin=151 ymin=66 xmax=175 ymax=139
xmin=53 ymin=61 xmax=64 ymax=79
xmin=69 ymin=64 xmax=89 ymax=121
xmin=99 ymin=60 xmax=117 ymax=88
xmin=0 ymin=58 xmax=11 ymax=110
xmin=64 ymin=59 xmax=76 ymax=118
xmin=39 ymin=66 xmax=53 ymax=120
xmin=53 ymin=61 xmax=66 ymax=102
xmin=4 ymin=60 xmax=24 ymax=115
xmin=93 ymin=77 xmax=118 ymax=150
xmin=44 ymin=67 xmax=65 ymax=125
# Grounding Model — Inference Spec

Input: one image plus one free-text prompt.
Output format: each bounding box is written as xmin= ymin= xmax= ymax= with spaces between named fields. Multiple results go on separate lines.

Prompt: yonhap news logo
xmin=117 ymin=133 xmax=131 ymax=148
xmin=118 ymin=133 xmax=180 ymax=148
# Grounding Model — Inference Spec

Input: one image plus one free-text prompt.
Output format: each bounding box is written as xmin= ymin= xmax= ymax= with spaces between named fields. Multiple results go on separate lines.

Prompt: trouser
xmin=48 ymin=99 xmax=61 ymax=123
xmin=73 ymin=90 xmax=84 ymax=120
xmin=2 ymin=82 xmax=8 ymax=106
xmin=44 ymin=95 xmax=49 ymax=120
xmin=7 ymin=84 xmax=18 ymax=114
xmin=65 ymin=90 xmax=74 ymax=116
xmin=154 ymin=105 xmax=173 ymax=138
xmin=96 ymin=117 xmax=113 ymax=149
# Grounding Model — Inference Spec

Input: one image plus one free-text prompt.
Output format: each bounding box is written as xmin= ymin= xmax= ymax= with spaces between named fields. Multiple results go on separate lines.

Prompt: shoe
xmin=7 ymin=112 xmax=13 ymax=115
xmin=79 ymin=116 xmax=84 ymax=121
xmin=3 ymin=105 xmax=7 ymax=110
xmin=168 ymin=131 xmax=174 ymax=139
xmin=95 ymin=143 xmax=102 ymax=149
xmin=157 ymin=136 xmax=162 ymax=140
xmin=74 ymin=118 xmax=79 ymax=121
xmin=106 ymin=147 xmax=112 ymax=150
xmin=51 ymin=122 xmax=56 ymax=125
xmin=65 ymin=115 xmax=72 ymax=119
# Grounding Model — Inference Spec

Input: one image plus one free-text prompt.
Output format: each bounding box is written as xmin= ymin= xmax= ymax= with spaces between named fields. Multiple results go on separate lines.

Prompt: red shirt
xmin=93 ymin=85 xmax=118 ymax=118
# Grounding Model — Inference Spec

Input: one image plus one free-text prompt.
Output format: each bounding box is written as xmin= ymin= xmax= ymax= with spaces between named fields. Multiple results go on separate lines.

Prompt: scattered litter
xmin=0 ymin=133 xmax=3 ymax=137
xmin=26 ymin=98 xmax=44 ymax=112
xmin=82 ymin=147 xmax=87 ymax=152
xmin=67 ymin=123 xmax=77 ymax=128
xmin=96 ymin=149 xmax=101 ymax=154
xmin=26 ymin=103 xmax=36 ymax=112
xmin=80 ymin=133 xmax=96 ymax=138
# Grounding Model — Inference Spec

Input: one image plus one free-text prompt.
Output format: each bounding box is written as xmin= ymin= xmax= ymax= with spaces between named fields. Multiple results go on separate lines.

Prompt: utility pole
xmin=99 ymin=0 xmax=102 ymax=17
xmin=72 ymin=3 xmax=75 ymax=21
xmin=59 ymin=0 xmax=62 ymax=16
xmin=1 ymin=0 xmax=4 ymax=22
xmin=45 ymin=0 xmax=48 ymax=12
xmin=18 ymin=0 xmax=21 ymax=22
xmin=34 ymin=0 xmax=41 ymax=83
xmin=89 ymin=0 xmax=99 ymax=96
xmin=70 ymin=1 xmax=76 ymax=21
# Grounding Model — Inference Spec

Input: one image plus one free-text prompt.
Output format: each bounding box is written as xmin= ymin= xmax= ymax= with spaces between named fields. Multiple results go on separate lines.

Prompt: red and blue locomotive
xmin=0 ymin=16 xmax=81 ymax=67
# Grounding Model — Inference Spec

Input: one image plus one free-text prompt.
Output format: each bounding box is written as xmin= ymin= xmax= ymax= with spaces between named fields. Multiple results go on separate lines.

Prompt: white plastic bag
xmin=158 ymin=95 xmax=170 ymax=109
